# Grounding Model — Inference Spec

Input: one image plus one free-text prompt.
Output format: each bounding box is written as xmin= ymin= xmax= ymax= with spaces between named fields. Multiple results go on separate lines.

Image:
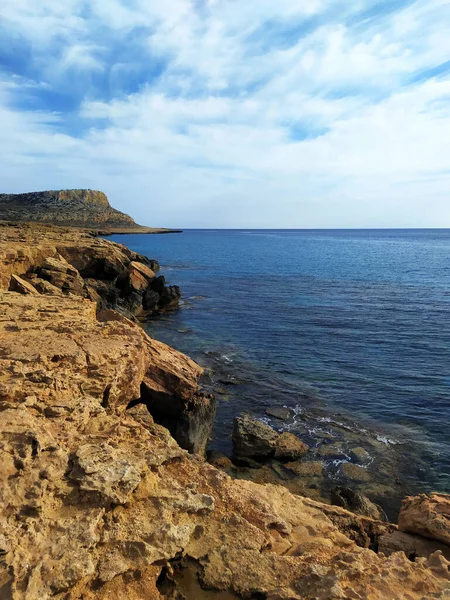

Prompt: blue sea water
xmin=111 ymin=229 xmax=450 ymax=505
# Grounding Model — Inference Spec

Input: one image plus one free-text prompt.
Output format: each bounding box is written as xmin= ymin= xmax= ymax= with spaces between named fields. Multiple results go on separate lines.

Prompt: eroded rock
xmin=399 ymin=493 xmax=450 ymax=545
xmin=69 ymin=443 xmax=144 ymax=504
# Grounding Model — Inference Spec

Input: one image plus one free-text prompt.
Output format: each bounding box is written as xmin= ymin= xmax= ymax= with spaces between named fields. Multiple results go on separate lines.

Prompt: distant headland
xmin=0 ymin=189 xmax=182 ymax=234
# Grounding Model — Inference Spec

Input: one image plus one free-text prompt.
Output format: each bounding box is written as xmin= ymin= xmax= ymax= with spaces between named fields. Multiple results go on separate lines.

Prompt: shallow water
xmin=111 ymin=229 xmax=450 ymax=512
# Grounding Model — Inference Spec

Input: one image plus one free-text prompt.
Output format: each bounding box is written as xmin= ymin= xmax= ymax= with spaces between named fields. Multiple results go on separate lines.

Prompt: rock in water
xmin=232 ymin=416 xmax=279 ymax=461
xmin=233 ymin=416 xmax=309 ymax=463
xmin=274 ymin=432 xmax=309 ymax=461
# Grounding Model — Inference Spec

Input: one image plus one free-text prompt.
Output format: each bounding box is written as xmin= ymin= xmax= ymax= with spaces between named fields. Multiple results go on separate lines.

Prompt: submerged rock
xmin=341 ymin=462 xmax=371 ymax=482
xmin=265 ymin=406 xmax=295 ymax=421
xmin=274 ymin=432 xmax=309 ymax=461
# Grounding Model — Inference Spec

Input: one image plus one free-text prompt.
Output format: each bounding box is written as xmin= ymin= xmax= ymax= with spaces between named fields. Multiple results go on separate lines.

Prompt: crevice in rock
xmin=101 ymin=385 xmax=112 ymax=409
xmin=128 ymin=383 xmax=216 ymax=455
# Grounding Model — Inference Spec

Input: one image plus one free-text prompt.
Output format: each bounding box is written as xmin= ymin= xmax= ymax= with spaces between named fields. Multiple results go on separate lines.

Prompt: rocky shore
xmin=1 ymin=222 xmax=450 ymax=599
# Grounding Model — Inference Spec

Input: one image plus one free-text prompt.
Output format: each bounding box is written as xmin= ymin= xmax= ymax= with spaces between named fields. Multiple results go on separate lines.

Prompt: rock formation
xmin=0 ymin=223 xmax=180 ymax=318
xmin=399 ymin=493 xmax=450 ymax=545
xmin=0 ymin=189 xmax=179 ymax=233
xmin=1 ymin=223 xmax=450 ymax=599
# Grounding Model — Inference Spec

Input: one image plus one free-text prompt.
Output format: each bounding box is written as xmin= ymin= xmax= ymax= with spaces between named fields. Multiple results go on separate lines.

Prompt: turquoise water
xmin=111 ymin=229 xmax=450 ymax=503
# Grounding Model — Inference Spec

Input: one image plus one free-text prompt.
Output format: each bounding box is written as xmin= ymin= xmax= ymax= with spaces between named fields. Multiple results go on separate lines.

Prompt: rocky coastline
xmin=1 ymin=222 xmax=450 ymax=599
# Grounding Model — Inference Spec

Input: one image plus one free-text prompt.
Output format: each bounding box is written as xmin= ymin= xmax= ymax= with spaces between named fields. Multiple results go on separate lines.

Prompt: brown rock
xmin=129 ymin=260 xmax=156 ymax=281
xmin=69 ymin=443 xmax=144 ymax=505
xmin=117 ymin=261 xmax=155 ymax=295
xmin=341 ymin=462 xmax=371 ymax=482
xmin=398 ymin=493 xmax=450 ymax=545
xmin=379 ymin=530 xmax=450 ymax=561
xmin=9 ymin=274 xmax=38 ymax=295
xmin=285 ymin=460 xmax=324 ymax=477
xmin=274 ymin=432 xmax=309 ymax=461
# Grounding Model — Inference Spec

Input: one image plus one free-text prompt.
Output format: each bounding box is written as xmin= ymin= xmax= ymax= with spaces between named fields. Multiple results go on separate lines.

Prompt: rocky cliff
xmin=1 ymin=223 xmax=449 ymax=600
xmin=0 ymin=190 xmax=177 ymax=234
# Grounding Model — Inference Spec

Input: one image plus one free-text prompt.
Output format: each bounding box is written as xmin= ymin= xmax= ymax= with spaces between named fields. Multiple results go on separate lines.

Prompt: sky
xmin=1 ymin=0 xmax=450 ymax=228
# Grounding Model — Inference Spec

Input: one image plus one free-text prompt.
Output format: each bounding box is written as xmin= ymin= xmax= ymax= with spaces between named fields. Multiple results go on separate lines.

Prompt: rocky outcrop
xmin=1 ymin=290 xmax=450 ymax=599
xmin=1 ymin=226 xmax=450 ymax=599
xmin=0 ymin=223 xmax=179 ymax=317
xmin=0 ymin=189 xmax=179 ymax=233
xmin=399 ymin=493 xmax=450 ymax=545
xmin=232 ymin=416 xmax=309 ymax=463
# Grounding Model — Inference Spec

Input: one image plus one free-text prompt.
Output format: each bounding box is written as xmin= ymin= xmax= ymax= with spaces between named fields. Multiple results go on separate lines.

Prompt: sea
xmin=110 ymin=229 xmax=450 ymax=515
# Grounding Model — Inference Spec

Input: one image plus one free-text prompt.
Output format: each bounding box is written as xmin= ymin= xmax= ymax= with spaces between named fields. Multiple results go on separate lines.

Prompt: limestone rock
xmin=158 ymin=285 xmax=182 ymax=309
xmin=69 ymin=443 xmax=144 ymax=504
xmin=1 ymin=227 xmax=450 ymax=600
xmin=38 ymin=255 xmax=85 ymax=295
xmin=379 ymin=530 xmax=450 ymax=561
xmin=116 ymin=261 xmax=156 ymax=295
xmin=274 ymin=432 xmax=309 ymax=461
xmin=143 ymin=287 xmax=160 ymax=311
xmin=9 ymin=274 xmax=38 ymax=295
xmin=0 ymin=223 xmax=179 ymax=317
xmin=399 ymin=493 xmax=450 ymax=545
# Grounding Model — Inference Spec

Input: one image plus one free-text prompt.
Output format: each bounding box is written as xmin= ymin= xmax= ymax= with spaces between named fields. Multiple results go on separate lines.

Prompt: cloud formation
xmin=1 ymin=0 xmax=449 ymax=227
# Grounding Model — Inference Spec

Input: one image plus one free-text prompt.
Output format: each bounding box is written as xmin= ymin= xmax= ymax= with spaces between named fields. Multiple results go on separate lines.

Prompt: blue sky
xmin=1 ymin=0 xmax=450 ymax=227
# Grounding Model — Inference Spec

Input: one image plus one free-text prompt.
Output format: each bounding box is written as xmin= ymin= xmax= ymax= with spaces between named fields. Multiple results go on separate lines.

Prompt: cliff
xmin=0 ymin=189 xmax=179 ymax=234
xmin=0 ymin=223 xmax=449 ymax=600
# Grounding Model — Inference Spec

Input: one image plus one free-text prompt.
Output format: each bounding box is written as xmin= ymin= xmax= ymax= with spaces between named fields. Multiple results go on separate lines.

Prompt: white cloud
xmin=0 ymin=0 xmax=450 ymax=227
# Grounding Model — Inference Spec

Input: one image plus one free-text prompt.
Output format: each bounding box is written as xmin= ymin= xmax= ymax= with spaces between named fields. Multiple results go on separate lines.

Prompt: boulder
xmin=150 ymin=275 xmax=166 ymax=295
xmin=128 ymin=261 xmax=156 ymax=281
xmin=116 ymin=261 xmax=156 ymax=295
xmin=9 ymin=274 xmax=38 ymax=295
xmin=274 ymin=432 xmax=309 ymax=461
xmin=232 ymin=416 xmax=278 ymax=461
xmin=398 ymin=493 xmax=450 ymax=545
xmin=158 ymin=285 xmax=181 ymax=308
xmin=330 ymin=487 xmax=387 ymax=521
xmin=41 ymin=256 xmax=79 ymax=276
xmin=31 ymin=277 xmax=64 ymax=296
xmin=143 ymin=288 xmax=160 ymax=311
xmin=379 ymin=530 xmax=450 ymax=561
xmin=38 ymin=257 xmax=85 ymax=295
